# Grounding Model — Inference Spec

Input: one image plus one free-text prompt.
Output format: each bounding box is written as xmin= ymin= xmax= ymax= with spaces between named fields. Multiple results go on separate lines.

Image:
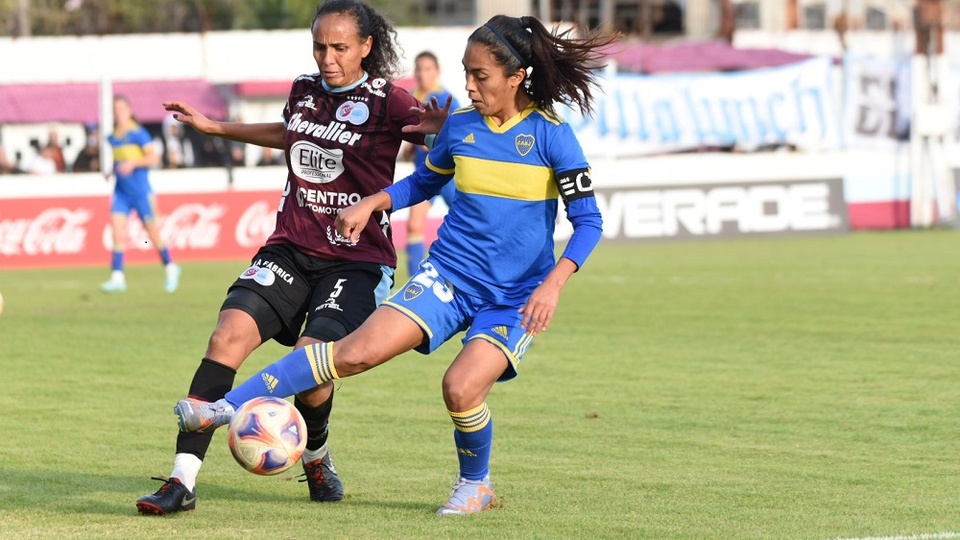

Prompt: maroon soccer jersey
xmin=266 ymin=73 xmax=424 ymax=267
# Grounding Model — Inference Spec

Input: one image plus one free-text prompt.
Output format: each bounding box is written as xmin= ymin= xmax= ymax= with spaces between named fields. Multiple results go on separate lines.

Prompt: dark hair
xmin=469 ymin=15 xmax=618 ymax=115
xmin=313 ymin=0 xmax=403 ymax=80
xmin=414 ymin=51 xmax=439 ymax=67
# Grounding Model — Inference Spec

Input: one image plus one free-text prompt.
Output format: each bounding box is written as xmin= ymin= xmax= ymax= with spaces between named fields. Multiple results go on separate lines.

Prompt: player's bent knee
xmin=441 ymin=375 xmax=476 ymax=411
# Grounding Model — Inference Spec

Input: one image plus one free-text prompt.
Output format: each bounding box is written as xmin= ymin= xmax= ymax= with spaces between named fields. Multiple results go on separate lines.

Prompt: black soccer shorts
xmin=224 ymin=242 xmax=394 ymax=346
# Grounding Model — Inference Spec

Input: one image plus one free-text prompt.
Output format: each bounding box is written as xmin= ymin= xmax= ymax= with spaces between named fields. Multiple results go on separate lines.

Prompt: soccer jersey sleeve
xmin=387 ymin=87 xmax=427 ymax=146
xmin=548 ymin=123 xmax=603 ymax=270
xmin=384 ymin=120 xmax=455 ymax=210
xmin=131 ymin=127 xmax=152 ymax=148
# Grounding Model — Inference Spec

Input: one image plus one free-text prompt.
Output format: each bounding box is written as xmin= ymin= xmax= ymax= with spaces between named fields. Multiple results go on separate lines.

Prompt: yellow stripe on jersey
xmin=533 ymin=108 xmax=564 ymax=126
xmin=425 ymin=155 xmax=455 ymax=175
xmin=452 ymin=105 xmax=476 ymax=115
xmin=113 ymin=144 xmax=145 ymax=162
xmin=453 ymin=156 xmax=559 ymax=201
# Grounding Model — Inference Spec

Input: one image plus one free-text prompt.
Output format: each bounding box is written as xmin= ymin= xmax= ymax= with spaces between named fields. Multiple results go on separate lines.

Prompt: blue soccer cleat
xmin=174 ymin=397 xmax=234 ymax=433
xmin=436 ymin=476 xmax=495 ymax=516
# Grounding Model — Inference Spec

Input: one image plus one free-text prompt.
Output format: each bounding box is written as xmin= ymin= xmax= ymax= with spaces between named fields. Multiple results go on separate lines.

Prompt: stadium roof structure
xmin=610 ymin=40 xmax=815 ymax=74
xmin=0 ymin=80 xmax=227 ymax=124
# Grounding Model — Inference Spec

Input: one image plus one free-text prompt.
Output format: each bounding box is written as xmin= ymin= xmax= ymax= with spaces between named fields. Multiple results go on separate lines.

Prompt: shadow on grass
xmin=0 ymin=468 xmax=436 ymax=516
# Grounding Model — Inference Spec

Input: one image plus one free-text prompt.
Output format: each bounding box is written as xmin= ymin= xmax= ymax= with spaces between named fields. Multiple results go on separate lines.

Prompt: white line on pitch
xmin=829 ymin=532 xmax=960 ymax=540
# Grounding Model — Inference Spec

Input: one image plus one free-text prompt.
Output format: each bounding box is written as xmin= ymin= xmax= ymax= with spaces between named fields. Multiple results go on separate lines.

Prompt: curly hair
xmin=469 ymin=15 xmax=619 ymax=116
xmin=312 ymin=0 xmax=403 ymax=81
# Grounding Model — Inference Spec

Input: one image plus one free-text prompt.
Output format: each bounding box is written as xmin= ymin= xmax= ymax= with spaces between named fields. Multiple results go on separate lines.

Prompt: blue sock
xmin=224 ymin=342 xmax=337 ymax=408
xmin=406 ymin=240 xmax=425 ymax=277
xmin=111 ymin=251 xmax=124 ymax=272
xmin=450 ymin=403 xmax=493 ymax=481
xmin=159 ymin=247 xmax=172 ymax=265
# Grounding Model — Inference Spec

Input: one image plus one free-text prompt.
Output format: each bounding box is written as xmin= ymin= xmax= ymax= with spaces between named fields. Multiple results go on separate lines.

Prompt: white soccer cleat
xmin=165 ymin=264 xmax=181 ymax=293
xmin=436 ymin=476 xmax=495 ymax=516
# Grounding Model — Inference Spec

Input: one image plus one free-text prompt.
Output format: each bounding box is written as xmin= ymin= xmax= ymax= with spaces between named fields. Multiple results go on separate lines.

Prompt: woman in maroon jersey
xmin=135 ymin=0 xmax=449 ymax=515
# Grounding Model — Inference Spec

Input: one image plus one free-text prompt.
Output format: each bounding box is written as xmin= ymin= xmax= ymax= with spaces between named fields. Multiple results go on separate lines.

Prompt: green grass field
xmin=1 ymin=231 xmax=958 ymax=540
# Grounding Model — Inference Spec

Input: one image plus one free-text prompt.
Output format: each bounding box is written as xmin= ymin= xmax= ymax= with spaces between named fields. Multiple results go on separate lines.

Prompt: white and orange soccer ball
xmin=227 ymin=397 xmax=307 ymax=476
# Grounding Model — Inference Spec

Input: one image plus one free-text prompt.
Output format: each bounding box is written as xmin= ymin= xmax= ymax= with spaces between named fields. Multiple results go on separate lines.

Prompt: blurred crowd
xmin=0 ymin=113 xmax=285 ymax=176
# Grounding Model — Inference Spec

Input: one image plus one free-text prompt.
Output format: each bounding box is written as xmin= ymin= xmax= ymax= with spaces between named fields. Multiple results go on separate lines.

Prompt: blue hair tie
xmin=484 ymin=23 xmax=528 ymax=68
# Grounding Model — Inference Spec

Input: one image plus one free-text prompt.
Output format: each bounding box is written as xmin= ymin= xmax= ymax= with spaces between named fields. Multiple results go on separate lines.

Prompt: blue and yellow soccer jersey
xmin=107 ymin=125 xmax=152 ymax=197
xmin=385 ymin=103 xmax=603 ymax=304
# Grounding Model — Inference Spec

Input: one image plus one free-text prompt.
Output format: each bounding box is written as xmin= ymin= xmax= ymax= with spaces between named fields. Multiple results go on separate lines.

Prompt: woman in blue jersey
xmin=102 ymin=95 xmax=180 ymax=293
xmin=175 ymin=14 xmax=615 ymax=515
xmin=402 ymin=51 xmax=459 ymax=278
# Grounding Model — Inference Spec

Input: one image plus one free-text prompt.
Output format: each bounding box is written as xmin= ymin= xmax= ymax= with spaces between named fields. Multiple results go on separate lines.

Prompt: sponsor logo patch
xmin=515 ymin=133 xmax=535 ymax=156
xmin=335 ymin=100 xmax=370 ymax=125
xmin=296 ymin=95 xmax=317 ymax=110
xmin=261 ymin=373 xmax=279 ymax=393
xmin=462 ymin=133 xmax=475 ymax=143
xmin=290 ymin=141 xmax=345 ymax=183
xmin=239 ymin=265 xmax=276 ymax=286
xmin=403 ymin=282 xmax=425 ymax=301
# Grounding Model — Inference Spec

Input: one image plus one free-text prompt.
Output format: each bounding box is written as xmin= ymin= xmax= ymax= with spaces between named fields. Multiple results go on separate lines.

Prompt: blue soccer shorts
xmin=111 ymin=191 xmax=157 ymax=223
xmin=382 ymin=259 xmax=533 ymax=381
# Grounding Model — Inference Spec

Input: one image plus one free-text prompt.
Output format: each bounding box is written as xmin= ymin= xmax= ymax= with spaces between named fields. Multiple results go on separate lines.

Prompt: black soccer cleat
xmin=299 ymin=451 xmax=344 ymax=502
xmin=136 ymin=476 xmax=197 ymax=515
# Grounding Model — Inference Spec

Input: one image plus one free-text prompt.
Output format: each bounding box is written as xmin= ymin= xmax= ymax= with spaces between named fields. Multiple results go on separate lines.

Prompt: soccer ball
xmin=227 ymin=397 xmax=307 ymax=476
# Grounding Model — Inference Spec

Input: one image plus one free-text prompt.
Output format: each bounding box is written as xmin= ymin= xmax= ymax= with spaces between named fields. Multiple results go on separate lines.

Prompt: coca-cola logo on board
xmin=105 ymin=203 xmax=226 ymax=251
xmin=235 ymin=201 xmax=277 ymax=248
xmin=0 ymin=207 xmax=92 ymax=256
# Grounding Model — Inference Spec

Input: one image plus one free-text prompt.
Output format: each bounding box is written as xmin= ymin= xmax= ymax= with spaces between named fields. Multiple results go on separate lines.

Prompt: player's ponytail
xmin=313 ymin=0 xmax=403 ymax=80
xmin=471 ymin=15 xmax=618 ymax=115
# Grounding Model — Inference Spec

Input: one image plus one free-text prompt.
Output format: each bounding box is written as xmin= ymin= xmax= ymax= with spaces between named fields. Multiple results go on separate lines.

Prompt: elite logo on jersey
xmin=515 ymin=134 xmax=535 ymax=156
xmin=335 ymin=100 xmax=370 ymax=125
xmin=290 ymin=141 xmax=345 ymax=183
xmin=462 ymin=133 xmax=475 ymax=144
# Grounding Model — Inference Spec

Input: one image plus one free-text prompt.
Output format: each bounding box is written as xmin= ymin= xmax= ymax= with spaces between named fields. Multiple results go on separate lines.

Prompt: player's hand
xmin=115 ymin=161 xmax=135 ymax=176
xmin=335 ymin=200 xmax=375 ymax=245
xmin=163 ymin=100 xmax=216 ymax=134
xmin=518 ymin=281 xmax=562 ymax=336
xmin=401 ymin=95 xmax=452 ymax=135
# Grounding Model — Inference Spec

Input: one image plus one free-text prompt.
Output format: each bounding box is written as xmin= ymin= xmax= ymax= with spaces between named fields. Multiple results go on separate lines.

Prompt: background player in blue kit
xmin=402 ymin=51 xmax=459 ymax=278
xmin=174 ymin=14 xmax=617 ymax=516
xmin=101 ymin=95 xmax=180 ymax=294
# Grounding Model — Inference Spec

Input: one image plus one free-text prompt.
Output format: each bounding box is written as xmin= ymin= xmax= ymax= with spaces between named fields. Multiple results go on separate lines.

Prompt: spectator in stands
xmin=72 ymin=124 xmax=101 ymax=173
xmin=46 ymin=130 xmax=67 ymax=172
xmin=256 ymin=146 xmax=283 ymax=166
xmin=0 ymin=145 xmax=19 ymax=174
xmin=24 ymin=145 xmax=59 ymax=175
xmin=162 ymin=113 xmax=192 ymax=168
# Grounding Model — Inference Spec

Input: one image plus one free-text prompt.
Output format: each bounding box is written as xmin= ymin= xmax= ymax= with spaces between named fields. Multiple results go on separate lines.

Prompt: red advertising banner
xmin=0 ymin=190 xmax=437 ymax=269
xmin=0 ymin=190 xmax=279 ymax=268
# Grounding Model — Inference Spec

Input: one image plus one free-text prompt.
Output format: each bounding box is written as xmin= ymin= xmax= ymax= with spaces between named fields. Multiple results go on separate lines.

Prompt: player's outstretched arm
xmin=162 ymin=101 xmax=286 ymax=150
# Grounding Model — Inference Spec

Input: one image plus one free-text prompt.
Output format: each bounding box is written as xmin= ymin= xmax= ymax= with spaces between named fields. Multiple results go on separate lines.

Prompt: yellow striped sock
xmin=448 ymin=402 xmax=491 ymax=433
xmin=305 ymin=342 xmax=339 ymax=385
